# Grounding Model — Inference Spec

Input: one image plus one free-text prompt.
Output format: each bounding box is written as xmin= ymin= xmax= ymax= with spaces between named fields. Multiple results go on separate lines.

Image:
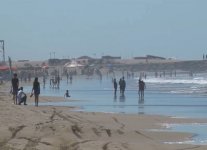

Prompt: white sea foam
xmin=161 ymin=123 xmax=207 ymax=127
xmin=164 ymin=140 xmax=207 ymax=145
xmin=164 ymin=140 xmax=195 ymax=145
xmin=140 ymin=78 xmax=207 ymax=85
xmin=170 ymin=90 xmax=195 ymax=94
xmin=159 ymin=123 xmax=207 ymax=145
xmin=161 ymin=123 xmax=173 ymax=129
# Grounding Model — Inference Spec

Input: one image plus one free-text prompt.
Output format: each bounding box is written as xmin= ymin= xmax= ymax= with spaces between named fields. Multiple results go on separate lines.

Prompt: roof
xmin=0 ymin=65 xmax=17 ymax=71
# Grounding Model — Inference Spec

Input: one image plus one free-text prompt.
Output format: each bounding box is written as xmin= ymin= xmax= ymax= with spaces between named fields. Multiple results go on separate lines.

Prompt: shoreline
xmin=1 ymin=83 xmax=207 ymax=150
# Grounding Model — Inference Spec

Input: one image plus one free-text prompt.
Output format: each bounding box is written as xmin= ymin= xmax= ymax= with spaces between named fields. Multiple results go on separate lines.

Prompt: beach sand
xmin=1 ymin=83 xmax=207 ymax=150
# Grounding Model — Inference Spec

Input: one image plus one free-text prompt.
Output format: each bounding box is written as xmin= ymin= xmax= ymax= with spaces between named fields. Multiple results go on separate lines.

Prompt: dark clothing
xmin=65 ymin=92 xmax=70 ymax=97
xmin=12 ymin=78 xmax=19 ymax=94
xmin=33 ymin=78 xmax=40 ymax=107
xmin=119 ymin=78 xmax=126 ymax=94
xmin=33 ymin=82 xmax=40 ymax=95
xmin=122 ymin=79 xmax=126 ymax=93
xmin=140 ymin=81 xmax=145 ymax=91
xmin=139 ymin=80 xmax=146 ymax=99
xmin=119 ymin=79 xmax=122 ymax=93
xmin=114 ymin=81 xmax=117 ymax=90
xmin=138 ymin=80 xmax=142 ymax=92
xmin=114 ymin=80 xmax=117 ymax=95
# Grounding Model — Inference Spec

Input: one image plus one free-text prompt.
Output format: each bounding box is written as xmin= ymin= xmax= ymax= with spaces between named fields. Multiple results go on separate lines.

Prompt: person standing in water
xmin=113 ymin=78 xmax=117 ymax=95
xmin=32 ymin=77 xmax=40 ymax=107
xmin=138 ymin=79 xmax=142 ymax=96
xmin=138 ymin=79 xmax=146 ymax=99
xmin=122 ymin=77 xmax=126 ymax=95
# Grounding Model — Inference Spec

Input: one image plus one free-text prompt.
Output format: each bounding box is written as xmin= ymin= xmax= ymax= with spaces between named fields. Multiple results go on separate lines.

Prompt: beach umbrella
xmin=64 ymin=61 xmax=84 ymax=68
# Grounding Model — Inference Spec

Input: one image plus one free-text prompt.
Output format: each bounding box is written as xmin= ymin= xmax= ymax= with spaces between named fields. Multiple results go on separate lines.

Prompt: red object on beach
xmin=0 ymin=65 xmax=17 ymax=71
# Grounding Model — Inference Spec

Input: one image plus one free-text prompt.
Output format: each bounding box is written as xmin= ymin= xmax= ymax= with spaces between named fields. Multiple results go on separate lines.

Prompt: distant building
xmin=77 ymin=56 xmax=93 ymax=60
xmin=134 ymin=55 xmax=166 ymax=60
xmin=146 ymin=55 xmax=166 ymax=60
xmin=48 ymin=59 xmax=71 ymax=66
xmin=102 ymin=55 xmax=121 ymax=60
xmin=133 ymin=57 xmax=146 ymax=60
xmin=17 ymin=60 xmax=29 ymax=62
xmin=77 ymin=56 xmax=94 ymax=65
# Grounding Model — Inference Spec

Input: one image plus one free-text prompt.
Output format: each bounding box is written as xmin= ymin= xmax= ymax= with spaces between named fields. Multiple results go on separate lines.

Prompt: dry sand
xmin=1 ymin=83 xmax=207 ymax=150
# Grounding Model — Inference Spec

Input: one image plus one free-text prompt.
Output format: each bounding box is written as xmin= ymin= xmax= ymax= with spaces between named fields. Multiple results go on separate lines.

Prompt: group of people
xmin=11 ymin=73 xmax=40 ymax=107
xmin=113 ymin=77 xmax=126 ymax=96
xmin=113 ymin=76 xmax=146 ymax=99
xmin=11 ymin=72 xmax=146 ymax=106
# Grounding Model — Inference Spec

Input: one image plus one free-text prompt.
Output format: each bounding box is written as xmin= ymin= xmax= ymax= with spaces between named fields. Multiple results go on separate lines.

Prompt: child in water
xmin=64 ymin=90 xmax=70 ymax=98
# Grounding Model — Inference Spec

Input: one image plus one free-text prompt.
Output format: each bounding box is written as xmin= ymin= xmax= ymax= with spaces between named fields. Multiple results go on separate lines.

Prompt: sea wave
xmin=137 ymin=78 xmax=207 ymax=85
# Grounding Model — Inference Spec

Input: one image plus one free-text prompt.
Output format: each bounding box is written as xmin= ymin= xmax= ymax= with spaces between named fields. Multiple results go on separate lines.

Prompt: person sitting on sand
xmin=17 ymin=87 xmax=27 ymax=105
xmin=64 ymin=90 xmax=70 ymax=98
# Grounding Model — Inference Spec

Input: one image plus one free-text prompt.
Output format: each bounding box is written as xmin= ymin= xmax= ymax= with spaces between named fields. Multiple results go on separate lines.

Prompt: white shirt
xmin=17 ymin=90 xmax=26 ymax=103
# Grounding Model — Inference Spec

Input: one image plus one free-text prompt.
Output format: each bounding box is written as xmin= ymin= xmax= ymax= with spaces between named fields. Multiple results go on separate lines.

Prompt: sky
xmin=0 ymin=0 xmax=207 ymax=61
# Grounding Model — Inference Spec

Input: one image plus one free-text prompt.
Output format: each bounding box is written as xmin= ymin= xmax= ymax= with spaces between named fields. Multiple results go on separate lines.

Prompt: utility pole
xmin=53 ymin=52 xmax=55 ymax=59
xmin=0 ymin=40 xmax=5 ymax=63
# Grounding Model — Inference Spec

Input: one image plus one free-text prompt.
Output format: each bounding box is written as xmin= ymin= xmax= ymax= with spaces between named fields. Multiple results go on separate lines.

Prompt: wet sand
xmin=1 ymin=83 xmax=207 ymax=150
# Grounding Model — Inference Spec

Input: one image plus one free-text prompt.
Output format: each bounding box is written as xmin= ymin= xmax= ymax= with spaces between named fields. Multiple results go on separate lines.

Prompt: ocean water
xmin=24 ymin=73 xmax=207 ymax=145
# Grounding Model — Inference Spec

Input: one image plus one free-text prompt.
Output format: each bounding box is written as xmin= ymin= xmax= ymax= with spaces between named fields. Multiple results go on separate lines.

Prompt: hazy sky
xmin=0 ymin=0 xmax=207 ymax=61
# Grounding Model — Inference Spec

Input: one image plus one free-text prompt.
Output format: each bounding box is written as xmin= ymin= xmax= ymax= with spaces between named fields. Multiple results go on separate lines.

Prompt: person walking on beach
xmin=32 ymin=77 xmax=40 ymax=107
xmin=113 ymin=78 xmax=117 ymax=95
xmin=11 ymin=73 xmax=19 ymax=104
